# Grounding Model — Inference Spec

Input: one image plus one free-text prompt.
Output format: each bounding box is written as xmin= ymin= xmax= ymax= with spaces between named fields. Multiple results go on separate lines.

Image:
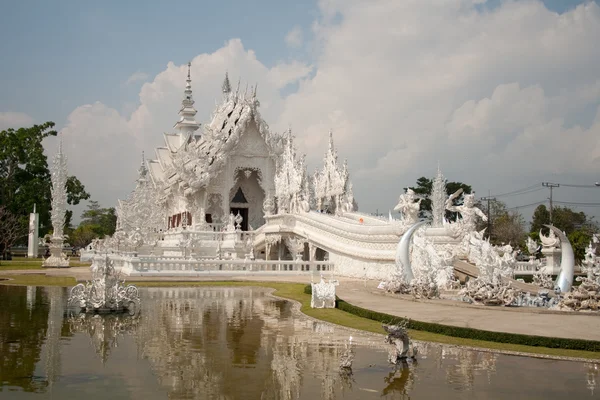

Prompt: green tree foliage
xmin=69 ymin=224 xmax=99 ymax=248
xmin=474 ymin=199 xmax=526 ymax=248
xmin=408 ymin=177 xmax=472 ymax=220
xmin=0 ymin=123 xmax=90 ymax=241
xmin=72 ymin=201 xmax=117 ymax=245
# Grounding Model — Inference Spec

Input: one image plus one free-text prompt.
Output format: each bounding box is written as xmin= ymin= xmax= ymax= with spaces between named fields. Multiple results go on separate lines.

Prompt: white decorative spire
xmin=138 ymin=151 xmax=147 ymax=180
xmin=50 ymin=136 xmax=68 ymax=239
xmin=173 ymin=61 xmax=200 ymax=135
xmin=431 ymin=164 xmax=446 ymax=227
xmin=43 ymin=135 xmax=70 ymax=267
xmin=222 ymin=71 xmax=231 ymax=96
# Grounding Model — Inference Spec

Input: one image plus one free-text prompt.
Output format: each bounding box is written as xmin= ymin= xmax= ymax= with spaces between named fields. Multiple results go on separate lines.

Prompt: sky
xmin=1 ymin=0 xmax=600 ymax=224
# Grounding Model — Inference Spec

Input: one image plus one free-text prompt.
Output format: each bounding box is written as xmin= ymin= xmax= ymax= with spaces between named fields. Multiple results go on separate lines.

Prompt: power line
xmin=489 ymin=183 xmax=541 ymax=198
xmin=554 ymin=200 xmax=600 ymax=207
xmin=506 ymin=200 xmax=546 ymax=211
xmin=555 ymin=183 xmax=600 ymax=188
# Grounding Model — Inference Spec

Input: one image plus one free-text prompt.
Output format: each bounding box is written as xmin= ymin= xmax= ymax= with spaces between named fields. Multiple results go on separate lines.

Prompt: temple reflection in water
xmin=0 ymin=285 xmax=598 ymax=399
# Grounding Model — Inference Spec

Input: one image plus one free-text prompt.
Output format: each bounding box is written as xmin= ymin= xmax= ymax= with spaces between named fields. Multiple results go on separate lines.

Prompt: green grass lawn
xmin=0 ymin=259 xmax=90 ymax=270
xmin=1 ymin=276 xmax=598 ymax=360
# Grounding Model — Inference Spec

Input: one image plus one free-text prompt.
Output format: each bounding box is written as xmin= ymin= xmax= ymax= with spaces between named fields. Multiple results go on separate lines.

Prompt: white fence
xmin=102 ymin=255 xmax=334 ymax=276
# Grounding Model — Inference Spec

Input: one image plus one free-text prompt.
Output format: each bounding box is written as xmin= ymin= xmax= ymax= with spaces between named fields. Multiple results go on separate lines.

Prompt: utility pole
xmin=481 ymin=196 xmax=496 ymax=238
xmin=542 ymin=182 xmax=560 ymax=225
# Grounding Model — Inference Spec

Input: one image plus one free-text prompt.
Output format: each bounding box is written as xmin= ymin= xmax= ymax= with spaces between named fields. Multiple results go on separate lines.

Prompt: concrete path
xmin=2 ymin=268 xmax=598 ymax=342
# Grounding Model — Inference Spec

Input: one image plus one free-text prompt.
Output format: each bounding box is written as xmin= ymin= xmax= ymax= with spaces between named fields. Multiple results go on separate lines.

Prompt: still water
xmin=0 ymin=285 xmax=598 ymax=399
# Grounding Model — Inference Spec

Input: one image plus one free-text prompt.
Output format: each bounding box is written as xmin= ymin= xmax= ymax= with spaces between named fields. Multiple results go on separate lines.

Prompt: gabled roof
xmin=146 ymin=80 xmax=284 ymax=195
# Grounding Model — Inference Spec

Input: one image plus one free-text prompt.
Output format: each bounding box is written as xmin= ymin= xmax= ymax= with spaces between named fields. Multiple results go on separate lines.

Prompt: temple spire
xmin=222 ymin=72 xmax=231 ymax=96
xmin=173 ymin=61 xmax=200 ymax=136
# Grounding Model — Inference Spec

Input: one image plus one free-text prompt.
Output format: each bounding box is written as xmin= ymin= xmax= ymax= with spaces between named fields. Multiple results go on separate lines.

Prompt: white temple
xmin=83 ymin=63 xmax=575 ymax=303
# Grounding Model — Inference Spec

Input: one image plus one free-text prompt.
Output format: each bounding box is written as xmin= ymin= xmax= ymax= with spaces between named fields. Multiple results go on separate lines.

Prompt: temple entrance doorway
xmin=230 ymin=207 xmax=249 ymax=231
xmin=229 ymin=168 xmax=265 ymax=231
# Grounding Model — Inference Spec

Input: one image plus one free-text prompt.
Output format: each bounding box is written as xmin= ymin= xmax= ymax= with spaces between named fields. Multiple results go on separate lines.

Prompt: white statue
xmin=263 ymin=195 xmax=275 ymax=216
xmin=226 ymin=212 xmax=236 ymax=232
xmin=445 ymin=190 xmax=487 ymax=233
xmin=310 ymin=275 xmax=339 ymax=308
xmin=394 ymin=188 xmax=422 ymax=225
xmin=540 ymin=228 xmax=560 ymax=248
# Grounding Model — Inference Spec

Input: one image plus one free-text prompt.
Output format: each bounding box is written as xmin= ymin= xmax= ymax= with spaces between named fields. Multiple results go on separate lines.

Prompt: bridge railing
xmin=125 ymin=258 xmax=334 ymax=274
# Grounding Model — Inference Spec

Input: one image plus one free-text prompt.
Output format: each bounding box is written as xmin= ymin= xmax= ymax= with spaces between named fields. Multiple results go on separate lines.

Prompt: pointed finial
xmin=253 ymin=83 xmax=258 ymax=98
xmin=235 ymin=78 xmax=241 ymax=98
xmin=222 ymin=71 xmax=232 ymax=95
xmin=187 ymin=61 xmax=191 ymax=80
xmin=141 ymin=151 xmax=145 ymax=165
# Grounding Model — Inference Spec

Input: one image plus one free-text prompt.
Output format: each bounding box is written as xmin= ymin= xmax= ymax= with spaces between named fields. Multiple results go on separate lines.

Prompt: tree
xmin=0 ymin=123 xmax=90 ymax=241
xmin=407 ymin=177 xmax=472 ymax=220
xmin=0 ymin=206 xmax=27 ymax=260
xmin=79 ymin=201 xmax=117 ymax=239
xmin=474 ymin=199 xmax=526 ymax=247
xmin=530 ymin=205 xmax=550 ymax=234
xmin=69 ymin=225 xmax=98 ymax=248
xmin=492 ymin=212 xmax=526 ymax=247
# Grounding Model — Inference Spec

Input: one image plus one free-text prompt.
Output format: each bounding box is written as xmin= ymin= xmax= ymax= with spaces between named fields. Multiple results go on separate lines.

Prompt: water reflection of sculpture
xmin=68 ymin=313 xmax=140 ymax=363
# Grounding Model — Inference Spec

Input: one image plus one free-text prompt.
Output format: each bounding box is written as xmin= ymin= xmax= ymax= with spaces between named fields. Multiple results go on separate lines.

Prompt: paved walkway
xmin=2 ymin=268 xmax=599 ymax=342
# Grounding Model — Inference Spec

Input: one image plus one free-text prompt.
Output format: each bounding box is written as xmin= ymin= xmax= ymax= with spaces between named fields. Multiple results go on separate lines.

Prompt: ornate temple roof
xmin=146 ymin=69 xmax=283 ymax=195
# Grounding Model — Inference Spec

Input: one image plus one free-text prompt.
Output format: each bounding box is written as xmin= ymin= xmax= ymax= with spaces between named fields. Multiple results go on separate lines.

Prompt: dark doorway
xmin=230 ymin=207 xmax=249 ymax=231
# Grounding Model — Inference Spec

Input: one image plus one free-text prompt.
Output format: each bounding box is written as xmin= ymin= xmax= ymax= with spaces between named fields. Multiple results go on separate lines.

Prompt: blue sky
xmin=1 ymin=0 xmax=589 ymax=129
xmin=1 ymin=0 xmax=599 ymax=220
xmin=0 ymin=0 xmax=317 ymax=127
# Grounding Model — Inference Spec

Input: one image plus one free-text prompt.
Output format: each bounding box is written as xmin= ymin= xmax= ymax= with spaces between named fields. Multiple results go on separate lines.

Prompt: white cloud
xmin=0 ymin=111 xmax=34 ymax=130
xmin=125 ymin=71 xmax=150 ymax=85
xmin=276 ymin=0 xmax=600 ymax=214
xmin=56 ymin=1 xmax=600 ymax=219
xmin=285 ymin=26 xmax=303 ymax=48
xmin=56 ymin=39 xmax=310 ymax=209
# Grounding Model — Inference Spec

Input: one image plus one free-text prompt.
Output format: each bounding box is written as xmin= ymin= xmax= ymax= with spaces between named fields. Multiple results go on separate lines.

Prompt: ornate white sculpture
xmin=445 ymin=190 xmax=487 ymax=236
xmin=383 ymin=321 xmax=417 ymax=363
xmin=540 ymin=228 xmax=560 ymax=248
xmin=263 ymin=194 xmax=275 ymax=216
xmin=545 ymin=225 xmax=575 ymax=293
xmin=313 ymin=131 xmax=351 ymax=215
xmin=539 ymin=227 xmax=562 ymax=274
xmin=526 ymin=237 xmax=541 ymax=263
xmin=43 ymin=138 xmax=70 ymax=268
xmin=310 ymin=276 xmax=338 ymax=308
xmin=68 ymin=256 xmax=140 ymax=313
xmin=274 ymin=130 xmax=310 ymax=215
xmin=395 ymin=221 xmax=427 ymax=282
xmin=116 ymin=153 xmax=165 ymax=247
xmin=394 ymin=188 xmax=422 ymax=225
xmin=431 ymin=166 xmax=446 ymax=227
xmin=339 ymin=337 xmax=355 ymax=371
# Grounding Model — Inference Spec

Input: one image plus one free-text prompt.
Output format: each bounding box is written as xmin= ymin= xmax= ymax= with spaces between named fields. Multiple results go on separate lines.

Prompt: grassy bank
xmin=1 ymin=276 xmax=599 ymax=360
xmin=0 ymin=259 xmax=90 ymax=271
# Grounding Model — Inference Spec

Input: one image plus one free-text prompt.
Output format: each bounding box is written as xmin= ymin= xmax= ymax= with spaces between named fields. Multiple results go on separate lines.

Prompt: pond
xmin=0 ymin=285 xmax=598 ymax=399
